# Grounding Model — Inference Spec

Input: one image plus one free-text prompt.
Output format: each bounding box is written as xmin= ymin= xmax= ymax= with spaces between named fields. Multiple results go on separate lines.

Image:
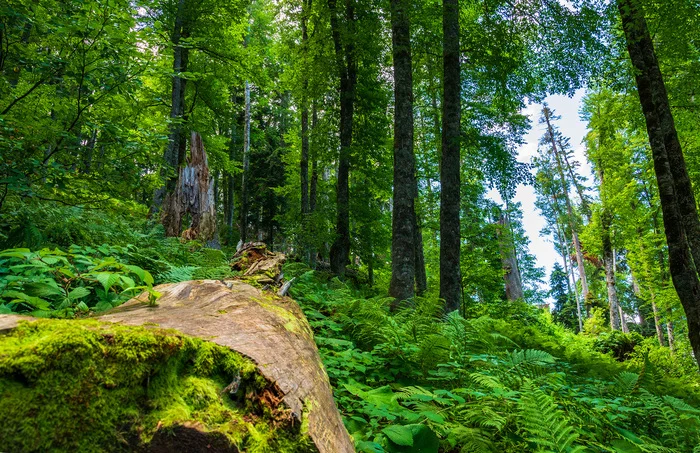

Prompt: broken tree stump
xmin=162 ymin=131 xmax=218 ymax=244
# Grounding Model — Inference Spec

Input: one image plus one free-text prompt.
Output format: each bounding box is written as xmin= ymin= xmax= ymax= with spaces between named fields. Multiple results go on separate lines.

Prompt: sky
xmin=487 ymin=89 xmax=593 ymax=286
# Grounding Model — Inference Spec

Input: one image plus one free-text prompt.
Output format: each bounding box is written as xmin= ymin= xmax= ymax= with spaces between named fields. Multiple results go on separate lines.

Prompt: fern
xmin=612 ymin=371 xmax=640 ymax=397
xmin=160 ymin=265 xmax=199 ymax=283
xmin=518 ymin=385 xmax=586 ymax=453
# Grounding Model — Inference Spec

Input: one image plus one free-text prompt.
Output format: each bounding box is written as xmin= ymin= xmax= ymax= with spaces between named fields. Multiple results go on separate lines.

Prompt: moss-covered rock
xmin=0 ymin=319 xmax=315 ymax=452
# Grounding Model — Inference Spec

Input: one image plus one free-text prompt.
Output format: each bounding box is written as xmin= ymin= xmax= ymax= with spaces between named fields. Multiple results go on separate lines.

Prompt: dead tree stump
xmin=162 ymin=132 xmax=218 ymax=244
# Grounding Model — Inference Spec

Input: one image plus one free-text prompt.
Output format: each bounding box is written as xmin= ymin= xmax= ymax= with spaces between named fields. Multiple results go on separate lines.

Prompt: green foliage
xmin=594 ymin=330 xmax=644 ymax=361
xmin=0 ymin=247 xmax=158 ymax=317
xmin=288 ymin=267 xmax=700 ymax=453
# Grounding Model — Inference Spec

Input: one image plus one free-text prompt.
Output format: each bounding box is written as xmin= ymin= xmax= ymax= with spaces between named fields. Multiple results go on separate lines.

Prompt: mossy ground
xmin=0 ymin=320 xmax=316 ymax=452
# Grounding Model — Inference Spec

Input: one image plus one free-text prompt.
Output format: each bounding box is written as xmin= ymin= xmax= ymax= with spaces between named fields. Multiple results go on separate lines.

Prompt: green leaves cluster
xmin=0 ymin=246 xmax=158 ymax=317
xmin=287 ymin=266 xmax=700 ymax=453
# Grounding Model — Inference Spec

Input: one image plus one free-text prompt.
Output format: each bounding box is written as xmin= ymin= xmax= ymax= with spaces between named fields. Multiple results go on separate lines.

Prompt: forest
xmin=1 ymin=0 xmax=700 ymax=451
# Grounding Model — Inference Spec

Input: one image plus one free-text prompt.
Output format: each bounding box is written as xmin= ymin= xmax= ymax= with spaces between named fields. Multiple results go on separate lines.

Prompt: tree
xmin=618 ymin=0 xmax=700 ymax=368
xmin=541 ymin=106 xmax=590 ymax=313
xmin=439 ymin=0 xmax=461 ymax=312
xmin=327 ymin=0 xmax=357 ymax=278
xmin=388 ymin=0 xmax=416 ymax=303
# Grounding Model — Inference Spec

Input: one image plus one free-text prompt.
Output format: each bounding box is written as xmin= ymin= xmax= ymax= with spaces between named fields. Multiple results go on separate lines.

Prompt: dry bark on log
xmin=162 ymin=132 xmax=218 ymax=244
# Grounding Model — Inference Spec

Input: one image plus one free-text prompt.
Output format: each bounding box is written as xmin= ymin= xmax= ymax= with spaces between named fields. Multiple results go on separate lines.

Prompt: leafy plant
xmin=0 ymin=247 xmax=159 ymax=317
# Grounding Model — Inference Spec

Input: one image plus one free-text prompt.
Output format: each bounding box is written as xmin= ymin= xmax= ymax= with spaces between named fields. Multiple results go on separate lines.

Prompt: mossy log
xmin=0 ymin=280 xmax=353 ymax=453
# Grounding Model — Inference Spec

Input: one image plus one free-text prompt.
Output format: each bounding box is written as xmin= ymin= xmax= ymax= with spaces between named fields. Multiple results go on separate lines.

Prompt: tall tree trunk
xmin=388 ymin=0 xmax=416 ymax=303
xmin=328 ymin=0 xmax=356 ymax=278
xmin=240 ymin=80 xmax=251 ymax=244
xmin=300 ymin=0 xmax=312 ymax=262
xmin=153 ymin=0 xmax=190 ymax=216
xmin=82 ymin=128 xmax=97 ymax=173
xmin=543 ymin=107 xmax=590 ymax=312
xmin=309 ymin=105 xmax=319 ymax=269
xmin=602 ymin=211 xmax=621 ymax=330
xmin=619 ymin=0 xmax=700 ymax=369
xmin=414 ymin=213 xmax=427 ymax=296
xmin=650 ymin=291 xmax=666 ymax=346
xmin=560 ymin=224 xmax=583 ymax=331
xmin=498 ymin=214 xmax=524 ymax=301
xmin=440 ymin=0 xmax=461 ymax=312
xmin=614 ymin=250 xmax=630 ymax=332
xmin=620 ymin=0 xmax=700 ymax=272
xmin=559 ymin=138 xmax=590 ymax=221
xmin=666 ymin=308 xmax=675 ymax=353
xmin=225 ymin=108 xmax=238 ymax=245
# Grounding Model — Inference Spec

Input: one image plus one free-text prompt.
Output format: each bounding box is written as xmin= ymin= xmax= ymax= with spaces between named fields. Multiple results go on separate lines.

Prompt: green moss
xmin=0 ymin=320 xmax=316 ymax=452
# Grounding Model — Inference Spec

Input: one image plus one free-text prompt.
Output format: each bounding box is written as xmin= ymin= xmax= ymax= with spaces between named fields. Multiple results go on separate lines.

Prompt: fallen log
xmin=0 ymin=280 xmax=353 ymax=453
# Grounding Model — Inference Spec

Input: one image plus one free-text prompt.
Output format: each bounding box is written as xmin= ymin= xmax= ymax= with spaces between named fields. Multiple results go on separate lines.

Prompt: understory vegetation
xmin=285 ymin=265 xmax=700 ymax=453
xmin=2 ymin=204 xmax=700 ymax=453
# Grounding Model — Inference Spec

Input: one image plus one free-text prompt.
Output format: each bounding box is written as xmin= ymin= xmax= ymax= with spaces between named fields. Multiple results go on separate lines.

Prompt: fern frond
xmin=518 ymin=385 xmax=584 ymax=453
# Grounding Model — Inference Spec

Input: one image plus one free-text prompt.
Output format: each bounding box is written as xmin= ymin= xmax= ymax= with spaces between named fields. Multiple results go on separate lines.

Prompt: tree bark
xmin=650 ymin=291 xmax=666 ymax=346
xmin=309 ymin=105 xmax=319 ymax=270
xmin=666 ymin=308 xmax=675 ymax=353
xmin=413 ymin=213 xmax=427 ymax=296
xmin=240 ymin=80 xmax=251 ymax=243
xmin=619 ymin=0 xmax=700 ymax=369
xmin=328 ymin=0 xmax=356 ymax=278
xmin=388 ymin=0 xmax=416 ymax=303
xmin=559 ymin=224 xmax=583 ymax=332
xmin=153 ymin=0 xmax=190 ymax=215
xmin=602 ymin=211 xmax=620 ymax=330
xmin=162 ymin=132 xmax=217 ymax=243
xmin=440 ymin=0 xmax=461 ymax=313
xmin=498 ymin=214 xmax=524 ymax=301
xmin=300 ymin=0 xmax=312 ymax=260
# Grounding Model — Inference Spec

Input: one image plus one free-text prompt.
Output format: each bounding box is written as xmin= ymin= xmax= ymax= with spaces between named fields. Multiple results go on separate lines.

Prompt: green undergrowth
xmin=283 ymin=263 xmax=700 ymax=453
xmin=0 ymin=319 xmax=315 ymax=453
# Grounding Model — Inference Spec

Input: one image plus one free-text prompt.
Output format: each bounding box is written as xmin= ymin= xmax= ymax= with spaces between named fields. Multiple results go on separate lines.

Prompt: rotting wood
xmin=162 ymin=132 xmax=218 ymax=245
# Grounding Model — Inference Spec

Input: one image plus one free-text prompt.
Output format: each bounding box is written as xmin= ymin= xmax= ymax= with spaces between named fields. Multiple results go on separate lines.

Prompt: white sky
xmin=487 ymin=89 xmax=593 ymax=285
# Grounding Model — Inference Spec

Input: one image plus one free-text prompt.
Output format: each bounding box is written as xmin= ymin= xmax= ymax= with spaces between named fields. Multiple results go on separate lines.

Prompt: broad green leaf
xmin=382 ymin=426 xmax=413 ymax=447
xmin=68 ymin=287 xmax=91 ymax=300
xmin=94 ymin=272 xmax=121 ymax=291
xmin=23 ymin=281 xmax=63 ymax=297
xmin=120 ymin=275 xmax=135 ymax=290
xmin=385 ymin=425 xmax=439 ymax=453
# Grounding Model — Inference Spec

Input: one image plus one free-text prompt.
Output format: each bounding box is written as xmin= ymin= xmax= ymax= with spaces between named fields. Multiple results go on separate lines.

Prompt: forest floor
xmin=1 ymin=206 xmax=700 ymax=452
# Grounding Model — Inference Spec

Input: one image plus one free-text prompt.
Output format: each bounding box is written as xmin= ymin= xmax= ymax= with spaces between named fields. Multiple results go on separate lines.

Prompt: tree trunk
xmin=309 ymin=105 xmax=319 ymax=270
xmin=560 ymin=224 xmax=583 ymax=332
xmin=388 ymin=0 xmax=416 ymax=303
xmin=440 ymin=0 xmax=461 ymax=313
xmin=559 ymin=138 xmax=590 ymax=221
xmin=152 ymin=0 xmax=190 ymax=214
xmin=619 ymin=0 xmax=700 ymax=272
xmin=225 ymin=121 xmax=237 ymax=245
xmin=543 ymin=107 xmax=590 ymax=312
xmin=240 ymin=80 xmax=251 ymax=243
xmin=300 ymin=0 xmax=312 ymax=262
xmin=650 ymin=292 xmax=666 ymax=346
xmin=602 ymin=211 xmax=620 ymax=330
xmin=619 ymin=0 xmax=700 ymax=369
xmin=414 ymin=213 xmax=427 ymax=296
xmin=328 ymin=0 xmax=356 ymax=278
xmin=498 ymin=214 xmax=524 ymax=301
xmin=666 ymin=308 xmax=675 ymax=353
xmin=162 ymin=132 xmax=218 ymax=244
